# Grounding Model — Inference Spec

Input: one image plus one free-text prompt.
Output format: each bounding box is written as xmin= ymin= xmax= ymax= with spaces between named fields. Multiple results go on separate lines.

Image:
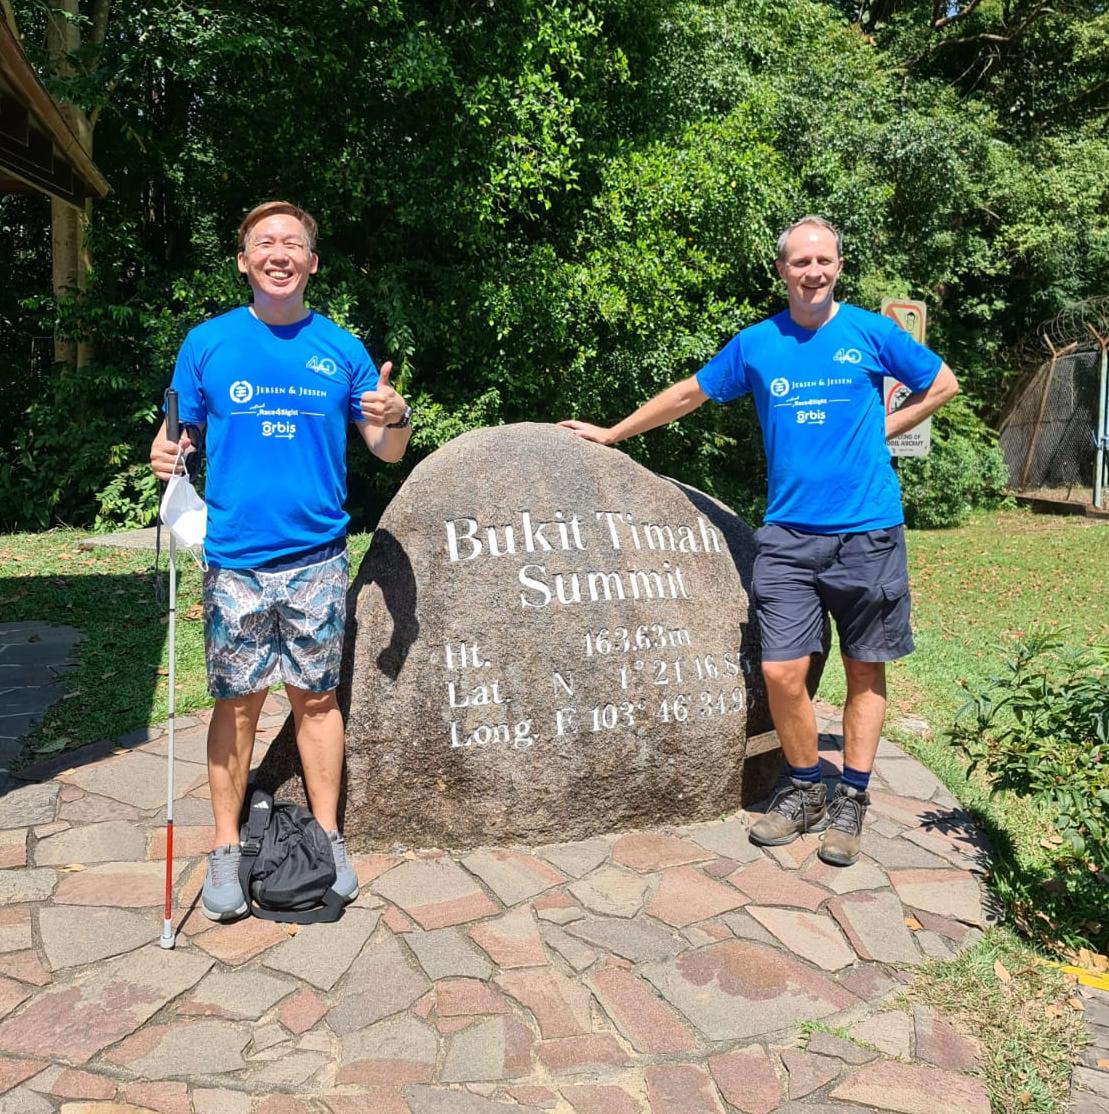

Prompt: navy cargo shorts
xmin=751 ymin=523 xmax=914 ymax=663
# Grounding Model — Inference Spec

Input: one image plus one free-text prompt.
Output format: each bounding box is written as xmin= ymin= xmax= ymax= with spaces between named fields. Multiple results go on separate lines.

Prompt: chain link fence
xmin=1000 ymin=349 xmax=1100 ymax=493
xmin=999 ymin=298 xmax=1109 ymax=508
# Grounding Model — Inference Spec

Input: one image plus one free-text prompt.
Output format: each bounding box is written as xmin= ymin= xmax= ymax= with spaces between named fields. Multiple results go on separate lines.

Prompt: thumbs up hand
xmin=359 ymin=361 xmax=406 ymax=427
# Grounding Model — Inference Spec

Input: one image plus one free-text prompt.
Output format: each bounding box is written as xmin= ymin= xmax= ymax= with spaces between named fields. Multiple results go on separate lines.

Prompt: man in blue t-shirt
xmin=561 ymin=216 xmax=958 ymax=866
xmin=150 ymin=201 xmax=412 ymax=919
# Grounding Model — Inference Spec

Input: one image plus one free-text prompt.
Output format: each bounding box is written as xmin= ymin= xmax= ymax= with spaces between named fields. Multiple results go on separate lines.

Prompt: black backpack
xmin=237 ymin=788 xmax=346 ymax=924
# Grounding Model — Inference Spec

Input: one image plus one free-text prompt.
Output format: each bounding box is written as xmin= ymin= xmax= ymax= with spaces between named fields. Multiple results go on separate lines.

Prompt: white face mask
xmin=160 ymin=449 xmax=207 ymax=549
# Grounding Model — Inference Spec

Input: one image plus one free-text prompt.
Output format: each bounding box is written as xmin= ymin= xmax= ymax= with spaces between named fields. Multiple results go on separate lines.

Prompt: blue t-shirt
xmin=169 ymin=306 xmax=379 ymax=568
xmin=696 ymin=304 xmax=941 ymax=533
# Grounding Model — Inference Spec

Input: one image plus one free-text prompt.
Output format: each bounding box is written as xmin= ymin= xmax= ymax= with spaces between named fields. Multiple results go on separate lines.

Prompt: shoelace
xmin=827 ymin=793 xmax=865 ymax=833
xmin=769 ymin=782 xmax=818 ymax=819
xmin=209 ymin=844 xmax=241 ymax=886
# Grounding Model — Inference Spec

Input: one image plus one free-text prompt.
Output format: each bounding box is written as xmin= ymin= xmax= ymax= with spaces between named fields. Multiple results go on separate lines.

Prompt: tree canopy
xmin=1 ymin=0 xmax=1105 ymax=529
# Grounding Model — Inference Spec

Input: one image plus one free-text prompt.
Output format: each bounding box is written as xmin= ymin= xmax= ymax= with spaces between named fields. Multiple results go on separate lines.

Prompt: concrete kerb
xmin=76 ymin=527 xmax=161 ymax=552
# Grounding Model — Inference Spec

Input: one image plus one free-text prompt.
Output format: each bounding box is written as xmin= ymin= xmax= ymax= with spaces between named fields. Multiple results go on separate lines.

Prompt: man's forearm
xmin=885 ymin=363 xmax=959 ymax=441
xmin=358 ymin=421 xmax=411 ymax=463
xmin=607 ymin=376 xmax=709 ymax=445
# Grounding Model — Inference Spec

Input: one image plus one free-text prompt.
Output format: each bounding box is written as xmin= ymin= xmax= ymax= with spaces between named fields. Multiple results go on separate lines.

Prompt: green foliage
xmin=899 ymin=396 xmax=1012 ymax=529
xmin=952 ymin=632 xmax=1109 ymax=865
xmin=94 ymin=463 xmax=160 ymax=531
xmin=950 ymin=631 xmax=1109 ymax=948
xmin=1 ymin=0 xmax=1106 ymax=529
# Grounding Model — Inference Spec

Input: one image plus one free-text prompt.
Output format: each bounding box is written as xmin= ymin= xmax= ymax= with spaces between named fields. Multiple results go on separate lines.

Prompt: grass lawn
xmin=0 ymin=529 xmax=373 ymax=759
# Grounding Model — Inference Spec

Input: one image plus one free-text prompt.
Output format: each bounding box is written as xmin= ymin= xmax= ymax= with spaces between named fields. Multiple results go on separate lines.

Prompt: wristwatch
xmin=387 ymin=405 xmax=412 ymax=429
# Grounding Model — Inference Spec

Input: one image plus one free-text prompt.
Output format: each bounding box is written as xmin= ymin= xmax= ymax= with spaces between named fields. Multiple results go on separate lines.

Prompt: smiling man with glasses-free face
xmin=237 ymin=211 xmax=319 ymax=322
xmin=561 ymin=215 xmax=959 ymax=869
xmin=149 ymin=200 xmax=412 ymax=922
xmin=773 ymin=221 xmax=844 ymax=325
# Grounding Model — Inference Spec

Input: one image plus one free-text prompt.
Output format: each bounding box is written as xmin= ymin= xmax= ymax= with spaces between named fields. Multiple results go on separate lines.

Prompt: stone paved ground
xmin=0 ymin=626 xmax=1105 ymax=1112
xmin=0 ymin=622 xmax=83 ymax=772
xmin=1073 ymin=991 xmax=1109 ymax=1113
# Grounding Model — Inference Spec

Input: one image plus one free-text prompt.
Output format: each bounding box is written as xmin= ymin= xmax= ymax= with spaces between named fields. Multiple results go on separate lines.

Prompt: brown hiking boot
xmin=749 ymin=778 xmax=829 ymax=846
xmin=818 ymin=783 xmax=870 ymax=866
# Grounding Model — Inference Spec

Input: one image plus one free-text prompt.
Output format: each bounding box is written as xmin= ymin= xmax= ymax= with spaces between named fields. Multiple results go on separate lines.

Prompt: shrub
xmin=950 ymin=631 xmax=1109 ymax=948
xmin=899 ymin=394 xmax=1012 ymax=529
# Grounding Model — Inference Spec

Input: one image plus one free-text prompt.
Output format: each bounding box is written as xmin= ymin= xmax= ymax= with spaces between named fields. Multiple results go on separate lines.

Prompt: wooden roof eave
xmin=0 ymin=18 xmax=109 ymax=205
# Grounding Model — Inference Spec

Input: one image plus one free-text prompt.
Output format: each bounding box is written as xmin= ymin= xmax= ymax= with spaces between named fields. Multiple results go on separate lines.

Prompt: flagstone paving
xmin=0 ymin=632 xmax=1103 ymax=1112
xmin=0 ymin=623 xmax=83 ymax=772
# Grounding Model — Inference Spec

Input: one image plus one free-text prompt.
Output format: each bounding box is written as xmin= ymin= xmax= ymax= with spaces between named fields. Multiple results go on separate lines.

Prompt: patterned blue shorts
xmin=202 ymin=553 xmax=348 ymax=699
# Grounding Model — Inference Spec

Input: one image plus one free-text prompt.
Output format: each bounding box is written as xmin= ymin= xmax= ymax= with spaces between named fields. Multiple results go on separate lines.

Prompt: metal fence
xmin=1000 ymin=299 xmax=1109 ymax=508
xmin=1000 ymin=350 xmax=1100 ymax=492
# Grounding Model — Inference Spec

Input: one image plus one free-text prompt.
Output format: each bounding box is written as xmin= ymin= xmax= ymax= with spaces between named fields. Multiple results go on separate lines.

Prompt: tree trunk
xmin=45 ymin=0 xmax=95 ymax=370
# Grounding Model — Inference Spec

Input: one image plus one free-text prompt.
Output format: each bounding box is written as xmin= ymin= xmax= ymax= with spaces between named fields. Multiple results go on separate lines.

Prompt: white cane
xmin=160 ymin=388 xmax=179 ymax=950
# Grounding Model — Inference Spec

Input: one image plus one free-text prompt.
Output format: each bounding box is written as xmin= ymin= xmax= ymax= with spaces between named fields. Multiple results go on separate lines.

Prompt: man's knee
xmin=211 ymin=690 xmax=268 ymax=726
xmin=841 ymin=657 xmax=886 ymax=690
xmin=288 ymin=685 xmax=339 ymax=718
xmin=761 ymin=656 xmax=811 ymax=699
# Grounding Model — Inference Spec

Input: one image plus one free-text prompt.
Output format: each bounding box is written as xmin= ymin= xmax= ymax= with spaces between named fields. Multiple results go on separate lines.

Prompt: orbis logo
xmin=229 ymin=380 xmax=253 ymax=403
xmin=261 ymin=420 xmax=296 ymax=439
xmin=796 ymin=409 xmax=827 ymax=425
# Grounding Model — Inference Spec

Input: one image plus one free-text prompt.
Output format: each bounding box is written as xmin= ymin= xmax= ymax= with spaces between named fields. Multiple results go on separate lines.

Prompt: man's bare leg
xmin=286 ymin=684 xmax=344 ymax=832
xmin=286 ymin=684 xmax=356 ymax=898
xmin=761 ymin=656 xmax=819 ymax=768
xmin=750 ymin=655 xmax=829 ymax=846
xmin=208 ymin=689 xmax=268 ymax=847
xmin=816 ymin=655 xmax=886 ymax=866
xmin=840 ymin=656 xmax=886 ymax=774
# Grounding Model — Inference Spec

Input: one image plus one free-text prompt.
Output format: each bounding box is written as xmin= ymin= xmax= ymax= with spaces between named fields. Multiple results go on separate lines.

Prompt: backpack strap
xmin=245 ymin=886 xmax=346 ymax=924
xmin=238 ymin=787 xmax=274 ymax=900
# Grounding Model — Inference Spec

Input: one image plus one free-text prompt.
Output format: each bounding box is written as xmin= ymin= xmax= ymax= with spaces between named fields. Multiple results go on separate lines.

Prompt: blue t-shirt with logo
xmin=696 ymin=303 xmax=941 ymax=533
xmin=169 ymin=306 xmax=379 ymax=568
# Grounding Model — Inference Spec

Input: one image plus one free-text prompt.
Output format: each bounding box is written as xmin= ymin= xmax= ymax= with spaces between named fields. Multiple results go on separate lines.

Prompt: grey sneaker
xmin=201 ymin=843 xmax=247 ymax=921
xmin=328 ymin=831 xmax=358 ymax=902
xmin=818 ymin=783 xmax=870 ymax=866
xmin=749 ymin=778 xmax=829 ymax=846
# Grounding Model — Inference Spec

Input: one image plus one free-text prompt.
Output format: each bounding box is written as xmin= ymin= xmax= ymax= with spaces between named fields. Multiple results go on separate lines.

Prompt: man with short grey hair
xmin=775 ymin=215 xmax=842 ymax=260
xmin=561 ymin=216 xmax=957 ymax=866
